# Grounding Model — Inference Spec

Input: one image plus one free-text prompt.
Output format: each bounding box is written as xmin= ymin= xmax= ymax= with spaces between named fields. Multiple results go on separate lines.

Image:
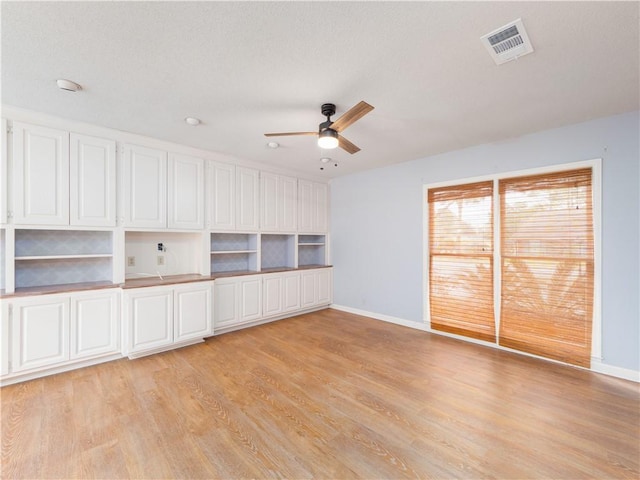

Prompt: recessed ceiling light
xmin=320 ymin=157 xmax=332 ymax=163
xmin=267 ymin=142 xmax=279 ymax=149
xmin=56 ymin=79 xmax=82 ymax=92
xmin=184 ymin=117 xmax=201 ymax=126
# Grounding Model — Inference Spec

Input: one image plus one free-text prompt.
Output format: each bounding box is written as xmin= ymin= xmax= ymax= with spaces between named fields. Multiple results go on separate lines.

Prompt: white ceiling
xmin=2 ymin=2 xmax=639 ymax=179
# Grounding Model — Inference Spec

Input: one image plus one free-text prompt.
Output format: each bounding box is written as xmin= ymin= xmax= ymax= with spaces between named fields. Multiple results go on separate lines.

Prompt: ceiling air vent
xmin=481 ymin=18 xmax=534 ymax=65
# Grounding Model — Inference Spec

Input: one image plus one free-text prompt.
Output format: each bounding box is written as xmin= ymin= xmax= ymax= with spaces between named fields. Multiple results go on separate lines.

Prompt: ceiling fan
xmin=264 ymin=101 xmax=374 ymax=154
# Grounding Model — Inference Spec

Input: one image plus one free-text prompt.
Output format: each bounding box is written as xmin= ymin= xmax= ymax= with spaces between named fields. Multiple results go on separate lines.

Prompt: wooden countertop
xmin=0 ymin=265 xmax=333 ymax=298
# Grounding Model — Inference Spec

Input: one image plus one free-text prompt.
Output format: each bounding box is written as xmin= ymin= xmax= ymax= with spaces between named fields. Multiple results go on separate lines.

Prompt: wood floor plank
xmin=2 ymin=308 xmax=638 ymax=479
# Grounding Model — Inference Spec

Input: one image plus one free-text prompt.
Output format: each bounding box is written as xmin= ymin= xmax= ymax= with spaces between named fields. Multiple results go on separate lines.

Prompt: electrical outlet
xmin=157 ymin=255 xmax=165 ymax=266
xmin=157 ymin=243 xmax=164 ymax=252
xmin=127 ymin=256 xmax=136 ymax=267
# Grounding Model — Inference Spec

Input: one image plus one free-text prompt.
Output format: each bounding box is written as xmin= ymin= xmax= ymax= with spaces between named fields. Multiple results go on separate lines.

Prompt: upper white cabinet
xmin=261 ymin=172 xmax=297 ymax=232
xmin=208 ymin=162 xmax=259 ymax=231
xmin=298 ymin=180 xmax=328 ymax=233
xmin=123 ymin=145 xmax=203 ymax=230
xmin=13 ymin=122 xmax=70 ymax=225
xmin=13 ymin=123 xmax=116 ymax=227
xmin=1 ymin=119 xmax=8 ymax=225
xmin=70 ymin=133 xmax=117 ymax=226
xmin=122 ymin=144 xmax=167 ymax=228
xmin=168 ymin=153 xmax=204 ymax=230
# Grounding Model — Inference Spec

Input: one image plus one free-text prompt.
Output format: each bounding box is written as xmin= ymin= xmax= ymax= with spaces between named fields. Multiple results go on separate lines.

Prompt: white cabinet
xmin=261 ymin=172 xmax=297 ymax=232
xmin=263 ymin=271 xmax=301 ymax=318
xmin=174 ymin=282 xmax=212 ymax=342
xmin=11 ymin=294 xmax=69 ymax=372
xmin=123 ymin=145 xmax=204 ymax=230
xmin=208 ymin=162 xmax=259 ymax=231
xmin=70 ymin=133 xmax=116 ymax=227
xmin=125 ymin=281 xmax=212 ymax=356
xmin=0 ymin=301 xmax=8 ymax=376
xmin=1 ymin=118 xmax=7 ymax=225
xmin=70 ymin=290 xmax=119 ymax=360
xmin=8 ymin=290 xmax=121 ymax=375
xmin=13 ymin=123 xmax=116 ymax=227
xmin=301 ymin=268 xmax=333 ymax=309
xmin=298 ymin=180 xmax=328 ymax=233
xmin=123 ymin=144 xmax=167 ymax=228
xmin=213 ymin=274 xmax=262 ymax=329
xmin=168 ymin=153 xmax=204 ymax=230
xmin=13 ymin=122 xmax=70 ymax=225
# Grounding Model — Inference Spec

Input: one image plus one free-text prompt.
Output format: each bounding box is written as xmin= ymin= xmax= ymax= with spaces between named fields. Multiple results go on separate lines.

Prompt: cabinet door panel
xmin=260 ymin=173 xmax=279 ymax=231
xmin=209 ymin=162 xmax=235 ymax=230
xmin=174 ymin=283 xmax=211 ymax=341
xmin=314 ymin=183 xmax=328 ymax=233
xmin=316 ymin=269 xmax=333 ymax=305
xmin=279 ymin=176 xmax=297 ymax=231
xmin=70 ymin=133 xmax=116 ymax=226
xmin=239 ymin=277 xmax=262 ymax=321
xmin=262 ymin=276 xmax=282 ymax=317
xmin=128 ymin=289 xmax=173 ymax=352
xmin=13 ymin=123 xmax=69 ymax=225
xmin=282 ymin=273 xmax=301 ymax=313
xmin=298 ymin=180 xmax=314 ymax=233
xmin=213 ymin=281 xmax=239 ymax=327
xmin=70 ymin=291 xmax=119 ymax=360
xmin=300 ymin=271 xmax=317 ymax=308
xmin=168 ymin=153 xmax=204 ymax=230
xmin=12 ymin=297 xmax=69 ymax=372
xmin=236 ymin=167 xmax=259 ymax=231
xmin=123 ymin=145 xmax=167 ymax=228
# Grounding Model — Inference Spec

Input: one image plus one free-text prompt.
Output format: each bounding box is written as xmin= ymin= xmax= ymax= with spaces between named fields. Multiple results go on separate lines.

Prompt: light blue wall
xmin=330 ymin=111 xmax=640 ymax=371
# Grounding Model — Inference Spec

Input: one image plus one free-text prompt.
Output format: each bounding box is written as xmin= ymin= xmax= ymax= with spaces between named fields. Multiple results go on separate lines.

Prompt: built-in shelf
xmin=297 ymin=234 xmax=327 ymax=267
xmin=261 ymin=234 xmax=295 ymax=270
xmin=13 ymin=229 xmax=114 ymax=289
xmin=211 ymin=232 xmax=258 ymax=273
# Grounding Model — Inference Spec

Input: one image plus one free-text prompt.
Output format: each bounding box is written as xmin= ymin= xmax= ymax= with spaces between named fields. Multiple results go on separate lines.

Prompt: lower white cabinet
xmin=301 ymin=268 xmax=333 ymax=309
xmin=263 ymin=271 xmax=301 ymax=317
xmin=7 ymin=289 xmax=119 ymax=375
xmin=213 ymin=274 xmax=262 ymax=329
xmin=124 ymin=281 xmax=212 ymax=356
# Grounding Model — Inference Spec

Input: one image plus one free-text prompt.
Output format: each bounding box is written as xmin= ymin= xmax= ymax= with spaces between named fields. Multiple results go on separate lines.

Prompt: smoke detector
xmin=481 ymin=18 xmax=534 ymax=65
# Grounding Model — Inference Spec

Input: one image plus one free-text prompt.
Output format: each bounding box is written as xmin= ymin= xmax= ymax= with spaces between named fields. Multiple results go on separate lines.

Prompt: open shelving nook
xmin=261 ymin=234 xmax=295 ymax=271
xmin=13 ymin=228 xmax=114 ymax=289
xmin=210 ymin=232 xmax=258 ymax=274
xmin=298 ymin=234 xmax=327 ymax=267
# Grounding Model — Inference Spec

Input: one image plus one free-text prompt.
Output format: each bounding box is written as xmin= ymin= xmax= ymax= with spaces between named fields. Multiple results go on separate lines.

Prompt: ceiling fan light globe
xmin=318 ymin=129 xmax=339 ymax=149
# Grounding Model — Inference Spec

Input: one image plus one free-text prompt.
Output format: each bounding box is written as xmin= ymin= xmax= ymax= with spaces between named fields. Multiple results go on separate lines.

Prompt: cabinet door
xmin=1 ymin=301 xmax=9 ymax=376
xmin=123 ymin=144 xmax=167 ymax=228
xmin=168 ymin=153 xmax=204 ymax=230
xmin=70 ymin=290 xmax=119 ymax=360
xmin=70 ymin=133 xmax=116 ymax=227
xmin=1 ymin=119 xmax=7 ymax=225
xmin=13 ymin=122 xmax=69 ymax=225
xmin=300 ymin=270 xmax=317 ymax=308
xmin=281 ymin=272 xmax=301 ymax=313
xmin=208 ymin=162 xmax=235 ymax=230
xmin=213 ymin=279 xmax=239 ymax=328
xmin=239 ymin=276 xmax=262 ymax=322
xmin=174 ymin=282 xmax=212 ymax=342
xmin=11 ymin=296 xmax=69 ymax=372
xmin=236 ymin=167 xmax=259 ymax=231
xmin=314 ymin=182 xmax=328 ymax=233
xmin=262 ymin=275 xmax=282 ymax=317
xmin=127 ymin=288 xmax=173 ymax=354
xmin=316 ymin=268 xmax=333 ymax=305
xmin=260 ymin=172 xmax=279 ymax=231
xmin=279 ymin=175 xmax=297 ymax=231
xmin=298 ymin=180 xmax=314 ymax=233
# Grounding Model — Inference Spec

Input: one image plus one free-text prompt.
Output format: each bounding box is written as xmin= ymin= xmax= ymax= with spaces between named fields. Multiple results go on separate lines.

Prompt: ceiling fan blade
xmin=330 ymin=101 xmax=374 ymax=132
xmin=264 ymin=132 xmax=317 ymax=137
xmin=338 ymin=135 xmax=360 ymax=154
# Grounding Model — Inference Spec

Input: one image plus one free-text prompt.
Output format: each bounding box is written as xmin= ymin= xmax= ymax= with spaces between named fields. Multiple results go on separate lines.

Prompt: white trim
xmin=331 ymin=304 xmax=639 ymax=383
xmin=422 ymin=185 xmax=430 ymax=327
xmin=423 ymin=158 xmax=602 ymax=359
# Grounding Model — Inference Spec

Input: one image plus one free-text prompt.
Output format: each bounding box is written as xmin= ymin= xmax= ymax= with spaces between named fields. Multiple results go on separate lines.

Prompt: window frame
xmin=423 ymin=158 xmax=602 ymax=362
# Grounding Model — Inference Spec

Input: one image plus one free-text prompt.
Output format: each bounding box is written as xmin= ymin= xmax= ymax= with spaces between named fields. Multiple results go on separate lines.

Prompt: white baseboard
xmin=330 ymin=304 xmax=640 ymax=383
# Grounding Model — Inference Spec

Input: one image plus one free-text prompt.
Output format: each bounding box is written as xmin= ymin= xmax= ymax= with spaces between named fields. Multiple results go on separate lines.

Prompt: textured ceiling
xmin=2 ymin=1 xmax=639 ymax=179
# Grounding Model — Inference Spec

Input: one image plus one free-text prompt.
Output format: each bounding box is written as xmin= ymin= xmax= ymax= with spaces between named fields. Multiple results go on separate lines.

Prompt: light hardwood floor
xmin=2 ymin=308 xmax=639 ymax=479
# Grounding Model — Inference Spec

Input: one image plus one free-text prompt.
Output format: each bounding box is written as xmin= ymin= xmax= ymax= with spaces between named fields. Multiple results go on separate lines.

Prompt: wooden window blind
xmin=428 ymin=181 xmax=496 ymax=342
xmin=499 ymin=168 xmax=594 ymax=367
